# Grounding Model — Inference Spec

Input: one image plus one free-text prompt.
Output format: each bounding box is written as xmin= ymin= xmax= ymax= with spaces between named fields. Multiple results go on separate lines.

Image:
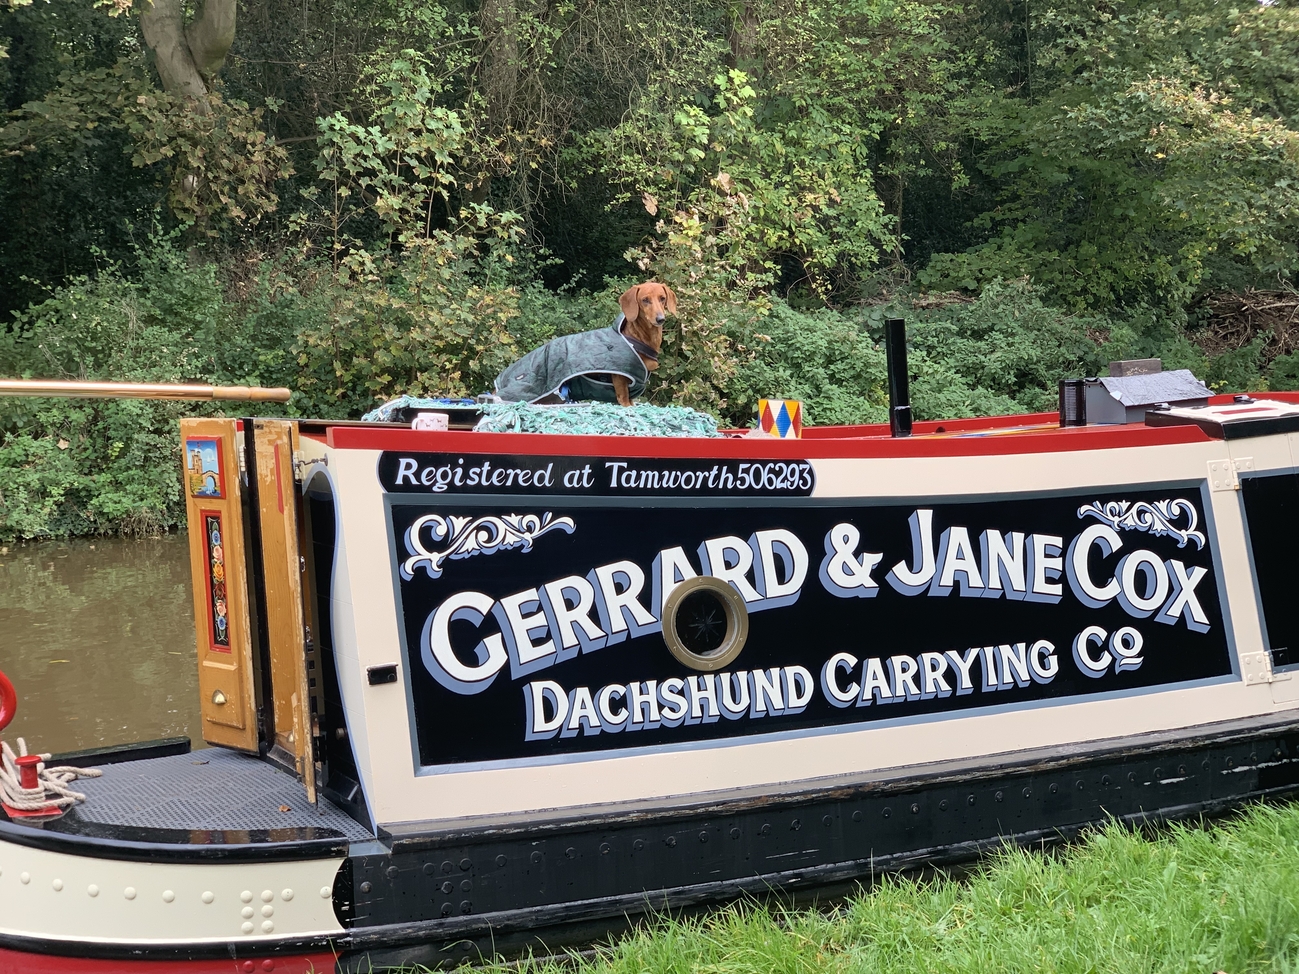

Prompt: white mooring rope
xmin=0 ymin=738 xmax=101 ymax=812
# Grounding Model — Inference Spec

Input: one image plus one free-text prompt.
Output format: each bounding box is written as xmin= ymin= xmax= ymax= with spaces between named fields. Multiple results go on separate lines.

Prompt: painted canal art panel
xmin=380 ymin=453 xmax=1233 ymax=769
xmin=185 ymin=437 xmax=225 ymax=498
xmin=203 ymin=512 xmax=230 ymax=650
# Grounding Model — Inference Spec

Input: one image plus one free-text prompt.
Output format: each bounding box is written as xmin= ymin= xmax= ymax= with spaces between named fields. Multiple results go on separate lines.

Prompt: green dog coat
xmin=494 ymin=318 xmax=650 ymax=404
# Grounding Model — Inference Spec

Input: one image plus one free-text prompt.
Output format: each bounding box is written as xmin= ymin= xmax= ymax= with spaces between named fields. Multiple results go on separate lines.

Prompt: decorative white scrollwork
xmin=1076 ymin=498 xmax=1206 ymax=550
xmin=401 ymin=512 xmax=576 ymax=580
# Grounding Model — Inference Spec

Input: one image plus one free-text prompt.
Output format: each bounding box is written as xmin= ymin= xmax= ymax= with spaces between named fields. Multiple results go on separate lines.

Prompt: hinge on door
xmin=1207 ymin=456 xmax=1254 ymax=491
xmin=1240 ymin=649 xmax=1292 ymax=685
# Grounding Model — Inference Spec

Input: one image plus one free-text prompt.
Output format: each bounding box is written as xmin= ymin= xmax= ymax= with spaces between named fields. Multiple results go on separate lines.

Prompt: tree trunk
xmin=139 ymin=0 xmax=236 ymax=106
xmin=727 ymin=0 xmax=758 ymax=70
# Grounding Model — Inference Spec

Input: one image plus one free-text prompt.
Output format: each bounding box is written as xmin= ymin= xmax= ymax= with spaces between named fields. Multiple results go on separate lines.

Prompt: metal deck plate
xmin=69 ymin=747 xmax=373 ymax=839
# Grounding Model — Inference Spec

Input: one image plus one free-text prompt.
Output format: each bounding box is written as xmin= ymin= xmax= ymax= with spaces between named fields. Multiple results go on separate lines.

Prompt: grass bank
xmin=459 ymin=803 xmax=1299 ymax=974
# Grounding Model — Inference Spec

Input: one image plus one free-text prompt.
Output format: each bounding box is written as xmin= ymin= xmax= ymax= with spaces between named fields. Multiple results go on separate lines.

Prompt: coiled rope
xmin=0 ymin=738 xmax=100 ymax=812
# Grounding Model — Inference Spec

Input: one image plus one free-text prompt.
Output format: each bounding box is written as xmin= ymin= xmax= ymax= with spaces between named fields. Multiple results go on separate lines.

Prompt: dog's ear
xmin=661 ymin=284 xmax=677 ymax=315
xmin=619 ymin=285 xmax=640 ymax=323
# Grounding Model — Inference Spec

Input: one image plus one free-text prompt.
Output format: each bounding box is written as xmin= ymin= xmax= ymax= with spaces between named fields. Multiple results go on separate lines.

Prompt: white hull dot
xmin=201 ymin=891 xmax=214 ymax=904
xmin=261 ymin=889 xmax=274 ymax=902
xmin=261 ymin=905 xmax=274 ymax=917
xmin=87 ymin=885 xmax=99 ymax=897
xmin=242 ymin=907 xmax=254 ymax=919
xmin=20 ymin=873 xmax=30 ymax=885
xmin=261 ymin=920 xmax=274 ymax=933
xmin=162 ymin=890 xmax=175 ymax=903
xmin=319 ymin=886 xmax=331 ymax=898
xmin=124 ymin=887 xmax=136 ymax=900
xmin=51 ymin=879 xmax=63 ymax=892
xmin=281 ymin=888 xmax=294 ymax=901
xmin=241 ymin=921 xmax=254 ymax=935
xmin=240 ymin=890 xmax=253 ymax=903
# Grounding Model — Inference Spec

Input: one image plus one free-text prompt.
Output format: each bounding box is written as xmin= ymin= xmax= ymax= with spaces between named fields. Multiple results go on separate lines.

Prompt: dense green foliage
xmin=459 ymin=803 xmax=1299 ymax=974
xmin=6 ymin=0 xmax=1299 ymax=537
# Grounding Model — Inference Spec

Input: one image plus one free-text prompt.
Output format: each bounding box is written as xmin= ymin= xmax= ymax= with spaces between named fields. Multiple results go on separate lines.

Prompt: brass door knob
xmin=211 ymin=690 xmax=227 ymax=706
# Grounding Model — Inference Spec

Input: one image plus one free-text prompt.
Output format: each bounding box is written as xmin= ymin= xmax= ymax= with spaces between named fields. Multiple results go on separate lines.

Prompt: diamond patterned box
xmin=757 ymin=399 xmax=804 ymax=438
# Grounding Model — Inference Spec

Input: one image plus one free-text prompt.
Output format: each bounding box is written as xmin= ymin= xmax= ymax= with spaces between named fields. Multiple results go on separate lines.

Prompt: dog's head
xmin=619 ymin=282 xmax=676 ymax=373
xmin=619 ymin=282 xmax=677 ymax=331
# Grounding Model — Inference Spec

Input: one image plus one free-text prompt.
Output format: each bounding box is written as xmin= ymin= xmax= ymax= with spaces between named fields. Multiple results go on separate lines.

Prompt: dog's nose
xmin=656 ymin=313 xmax=665 ymax=324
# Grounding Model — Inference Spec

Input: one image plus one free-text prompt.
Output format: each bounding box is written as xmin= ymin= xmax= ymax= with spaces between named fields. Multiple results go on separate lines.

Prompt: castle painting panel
xmin=186 ymin=437 xmax=225 ymax=499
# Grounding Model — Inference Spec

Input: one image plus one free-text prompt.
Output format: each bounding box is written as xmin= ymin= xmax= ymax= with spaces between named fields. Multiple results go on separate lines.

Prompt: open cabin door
xmin=181 ymin=417 xmax=321 ymax=803
xmin=251 ymin=419 xmax=318 ymax=803
xmin=180 ymin=418 xmax=260 ymax=753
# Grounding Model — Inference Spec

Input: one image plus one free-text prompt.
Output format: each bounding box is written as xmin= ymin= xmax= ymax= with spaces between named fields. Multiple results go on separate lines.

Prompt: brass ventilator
xmin=661 ymin=576 xmax=749 ymax=671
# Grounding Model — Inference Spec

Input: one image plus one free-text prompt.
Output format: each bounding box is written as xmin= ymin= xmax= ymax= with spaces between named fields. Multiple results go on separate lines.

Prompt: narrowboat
xmin=5 ymin=338 xmax=1299 ymax=972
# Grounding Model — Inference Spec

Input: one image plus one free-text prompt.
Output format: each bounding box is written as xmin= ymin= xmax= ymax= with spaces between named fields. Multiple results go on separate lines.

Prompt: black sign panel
xmin=378 ymin=451 xmax=815 ymax=497
xmin=387 ymin=486 xmax=1231 ymax=768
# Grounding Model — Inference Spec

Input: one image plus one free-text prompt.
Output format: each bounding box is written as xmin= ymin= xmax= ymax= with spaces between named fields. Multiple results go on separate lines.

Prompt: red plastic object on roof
xmin=0 ymin=669 xmax=14 ymax=734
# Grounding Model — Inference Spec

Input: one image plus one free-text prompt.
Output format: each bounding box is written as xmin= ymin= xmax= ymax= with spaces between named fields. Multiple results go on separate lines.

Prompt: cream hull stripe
xmin=0 ymin=838 xmax=344 ymax=943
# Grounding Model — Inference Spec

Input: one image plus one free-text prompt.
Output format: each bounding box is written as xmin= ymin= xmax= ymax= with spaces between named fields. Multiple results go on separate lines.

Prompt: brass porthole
xmin=662 ymin=576 xmax=749 ymax=672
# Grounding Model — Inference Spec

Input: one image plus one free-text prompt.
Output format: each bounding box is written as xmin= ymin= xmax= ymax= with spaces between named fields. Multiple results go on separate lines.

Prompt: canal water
xmin=0 ymin=535 xmax=202 ymax=755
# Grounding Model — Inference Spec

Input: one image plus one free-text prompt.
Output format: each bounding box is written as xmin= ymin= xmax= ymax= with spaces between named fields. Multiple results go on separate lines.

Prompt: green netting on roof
xmin=473 ymin=402 xmax=722 ymax=437
xmin=360 ymin=395 xmax=477 ymax=423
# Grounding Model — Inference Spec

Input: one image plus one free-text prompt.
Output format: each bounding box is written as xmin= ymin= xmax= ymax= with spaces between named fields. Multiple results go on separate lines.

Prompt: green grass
xmin=448 ymin=802 xmax=1299 ymax=974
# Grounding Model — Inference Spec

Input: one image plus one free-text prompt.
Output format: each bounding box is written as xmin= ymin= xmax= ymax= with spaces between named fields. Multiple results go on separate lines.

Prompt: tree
xmin=920 ymin=0 xmax=1299 ymax=313
xmin=138 ymin=0 xmax=234 ymax=106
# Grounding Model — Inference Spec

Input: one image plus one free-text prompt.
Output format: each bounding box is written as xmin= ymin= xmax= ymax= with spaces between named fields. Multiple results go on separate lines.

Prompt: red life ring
xmin=0 ymin=669 xmax=15 ymax=733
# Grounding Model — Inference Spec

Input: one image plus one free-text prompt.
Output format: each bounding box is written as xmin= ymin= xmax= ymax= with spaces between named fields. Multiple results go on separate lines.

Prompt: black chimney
xmin=885 ymin=317 xmax=912 ymax=438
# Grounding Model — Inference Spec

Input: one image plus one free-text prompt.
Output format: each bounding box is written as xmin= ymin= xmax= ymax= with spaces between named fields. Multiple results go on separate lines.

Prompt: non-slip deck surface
xmin=69 ymin=747 xmax=374 ymax=839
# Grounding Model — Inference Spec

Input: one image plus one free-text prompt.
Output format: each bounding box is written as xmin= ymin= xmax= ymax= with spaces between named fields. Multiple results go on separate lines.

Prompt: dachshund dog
xmin=493 ymin=281 xmax=677 ymax=407
xmin=612 ymin=282 xmax=676 ymax=406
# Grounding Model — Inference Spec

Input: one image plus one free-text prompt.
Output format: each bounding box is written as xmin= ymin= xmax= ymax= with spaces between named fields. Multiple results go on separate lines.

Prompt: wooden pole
xmin=0 ymin=380 xmax=291 ymax=403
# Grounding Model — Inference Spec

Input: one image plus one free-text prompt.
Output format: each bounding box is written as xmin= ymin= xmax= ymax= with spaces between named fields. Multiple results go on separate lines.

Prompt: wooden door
xmin=180 ymin=418 xmax=259 ymax=752
xmin=252 ymin=420 xmax=317 ymax=803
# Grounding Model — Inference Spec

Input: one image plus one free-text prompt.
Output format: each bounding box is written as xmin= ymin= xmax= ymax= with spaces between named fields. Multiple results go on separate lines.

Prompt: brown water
xmin=0 ymin=535 xmax=203 ymax=755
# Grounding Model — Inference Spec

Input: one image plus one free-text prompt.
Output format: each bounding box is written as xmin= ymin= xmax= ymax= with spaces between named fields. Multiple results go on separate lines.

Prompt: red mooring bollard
xmin=14 ymin=755 xmax=40 ymax=790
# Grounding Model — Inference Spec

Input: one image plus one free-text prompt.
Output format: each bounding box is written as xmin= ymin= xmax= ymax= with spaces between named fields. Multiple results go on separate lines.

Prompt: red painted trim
xmin=274 ymin=442 xmax=286 ymax=515
xmin=800 ymin=411 xmax=1061 ymax=439
xmin=0 ymin=947 xmax=336 ymax=973
xmin=327 ymin=416 xmax=1211 ymax=459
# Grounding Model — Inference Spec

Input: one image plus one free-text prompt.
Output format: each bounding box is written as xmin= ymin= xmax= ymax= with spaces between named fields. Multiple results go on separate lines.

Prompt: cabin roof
xmin=305 ymin=391 xmax=1299 ymax=460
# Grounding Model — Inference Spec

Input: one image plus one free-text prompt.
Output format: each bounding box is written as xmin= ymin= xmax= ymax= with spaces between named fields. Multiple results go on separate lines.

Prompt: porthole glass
xmin=662 ymin=576 xmax=749 ymax=671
